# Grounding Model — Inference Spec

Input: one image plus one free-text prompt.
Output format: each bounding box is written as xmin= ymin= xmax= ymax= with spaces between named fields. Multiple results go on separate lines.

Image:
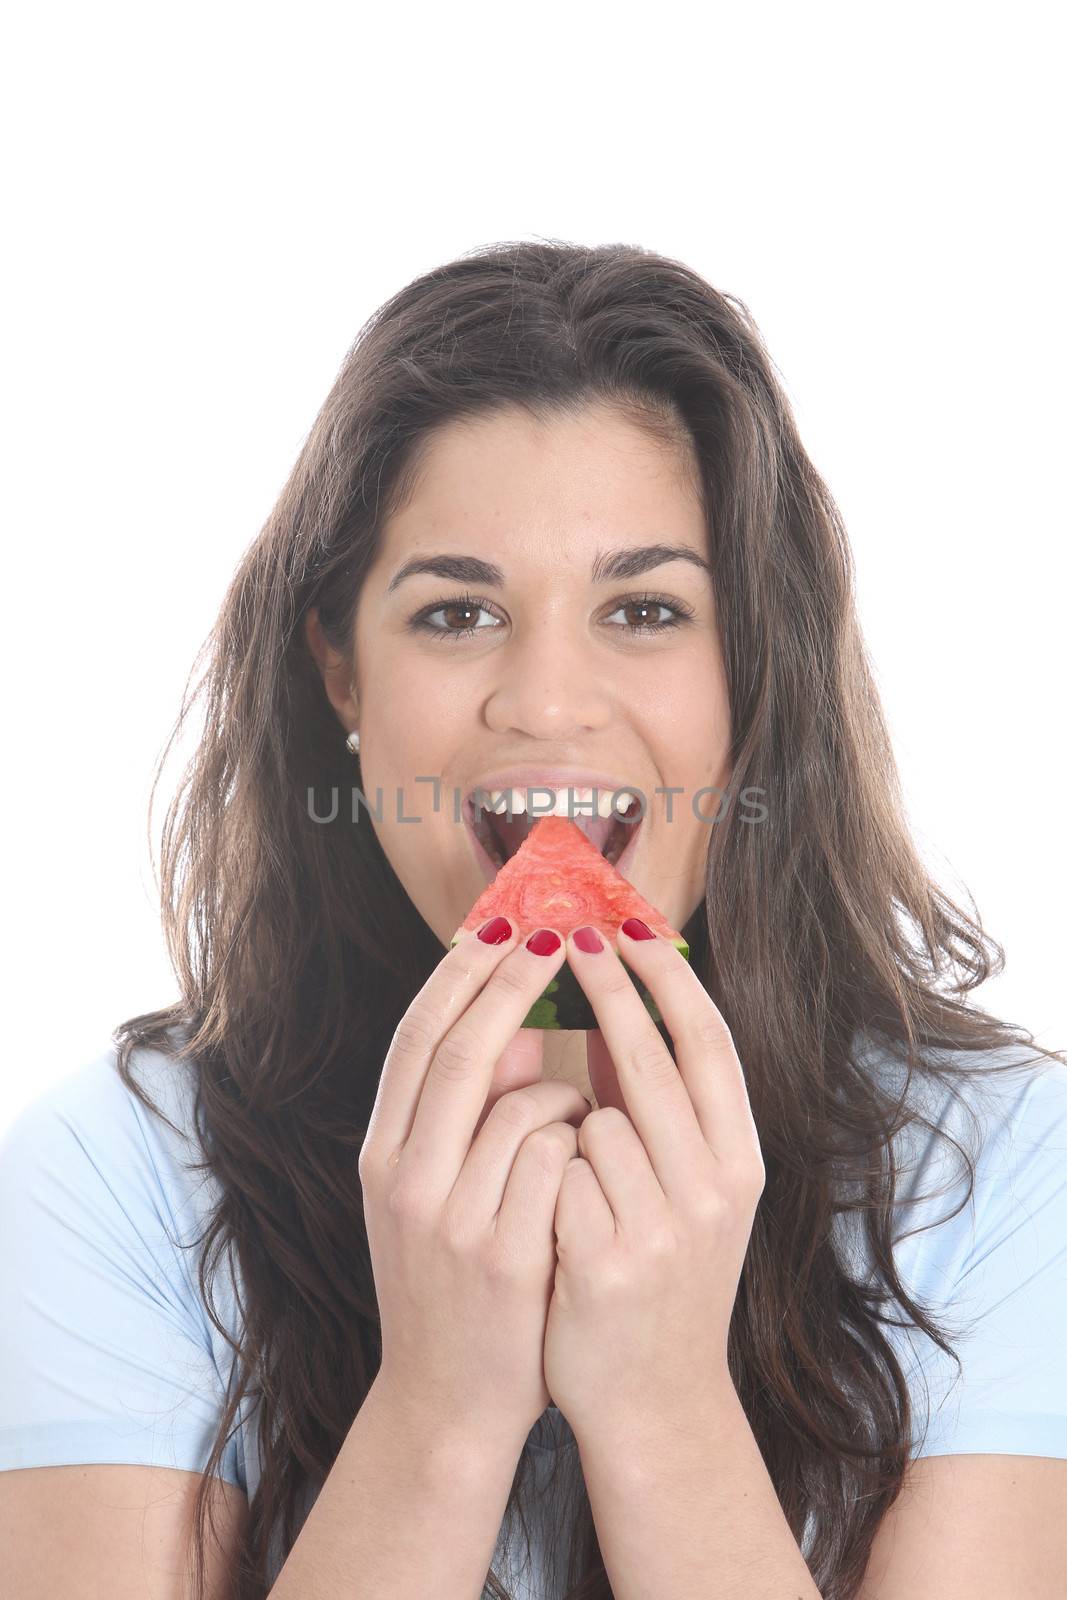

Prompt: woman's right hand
xmin=358 ymin=918 xmax=589 ymax=1446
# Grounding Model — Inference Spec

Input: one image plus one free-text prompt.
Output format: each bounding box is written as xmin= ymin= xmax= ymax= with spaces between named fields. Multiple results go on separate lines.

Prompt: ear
xmin=305 ymin=607 xmax=359 ymax=731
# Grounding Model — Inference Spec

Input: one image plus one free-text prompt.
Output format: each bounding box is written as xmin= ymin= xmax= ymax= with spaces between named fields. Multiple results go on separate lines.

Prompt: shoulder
xmin=849 ymin=1028 xmax=1067 ymax=1278
xmin=852 ymin=1028 xmax=1067 ymax=1205
xmin=0 ymin=1030 xmax=233 ymax=1355
xmin=0 ymin=1033 xmax=245 ymax=1487
xmin=0 ymin=1031 xmax=212 ymax=1226
xmin=848 ymin=1030 xmax=1067 ymax=1461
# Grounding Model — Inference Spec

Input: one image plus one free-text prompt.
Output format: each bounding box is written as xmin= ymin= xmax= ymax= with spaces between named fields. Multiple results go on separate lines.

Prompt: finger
xmin=576 ymin=1106 xmax=668 ymax=1234
xmin=363 ymin=919 xmax=529 ymax=1171
xmin=491 ymin=1112 xmax=580 ymax=1257
xmin=614 ymin=920 xmax=758 ymax=1167
xmin=554 ymin=1156 xmax=614 ymax=1256
xmin=565 ymin=927 xmax=709 ymax=1206
xmin=499 ymin=1120 xmax=579 ymax=1280
xmin=453 ymin=1078 xmax=591 ymax=1222
xmin=403 ymin=928 xmax=571 ymax=1196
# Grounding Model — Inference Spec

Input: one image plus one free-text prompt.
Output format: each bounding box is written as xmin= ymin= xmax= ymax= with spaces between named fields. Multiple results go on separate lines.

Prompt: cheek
xmin=363 ymin=655 xmax=466 ymax=765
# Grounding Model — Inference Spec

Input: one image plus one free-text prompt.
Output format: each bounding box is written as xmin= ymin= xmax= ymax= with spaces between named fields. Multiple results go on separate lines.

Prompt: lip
xmin=463 ymin=765 xmax=646 ymax=807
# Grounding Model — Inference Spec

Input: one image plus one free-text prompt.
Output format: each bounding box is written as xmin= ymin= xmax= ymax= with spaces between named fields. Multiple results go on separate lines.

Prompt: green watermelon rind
xmin=522 ymin=996 xmax=561 ymax=1029
xmin=514 ymin=951 xmax=679 ymax=1029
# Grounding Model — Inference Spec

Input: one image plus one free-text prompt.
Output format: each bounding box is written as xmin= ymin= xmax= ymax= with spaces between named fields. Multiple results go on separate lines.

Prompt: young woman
xmin=2 ymin=239 xmax=1065 ymax=1600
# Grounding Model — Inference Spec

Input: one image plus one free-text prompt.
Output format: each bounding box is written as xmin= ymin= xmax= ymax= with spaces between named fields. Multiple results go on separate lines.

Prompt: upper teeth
xmin=477 ymin=786 xmax=638 ymax=819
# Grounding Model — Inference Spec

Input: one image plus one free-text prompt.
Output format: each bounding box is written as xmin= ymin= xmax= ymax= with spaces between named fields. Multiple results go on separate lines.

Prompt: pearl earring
xmin=346 ymin=729 xmax=360 ymax=755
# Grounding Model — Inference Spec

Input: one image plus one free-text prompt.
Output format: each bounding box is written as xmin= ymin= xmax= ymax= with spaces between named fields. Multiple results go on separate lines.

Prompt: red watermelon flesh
xmin=451 ymin=815 xmax=690 ymax=1029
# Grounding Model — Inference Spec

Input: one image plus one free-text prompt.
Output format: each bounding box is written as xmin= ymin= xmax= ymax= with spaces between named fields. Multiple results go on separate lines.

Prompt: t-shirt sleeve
xmin=0 ymin=1061 xmax=243 ymax=1488
xmin=898 ymin=1053 xmax=1067 ymax=1461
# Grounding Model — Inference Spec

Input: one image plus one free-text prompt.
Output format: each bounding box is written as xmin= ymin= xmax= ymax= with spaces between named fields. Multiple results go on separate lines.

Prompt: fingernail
xmin=478 ymin=916 xmax=513 ymax=944
xmin=620 ymin=917 xmax=654 ymax=941
xmin=573 ymin=925 xmax=603 ymax=954
xmin=526 ymin=927 xmax=561 ymax=956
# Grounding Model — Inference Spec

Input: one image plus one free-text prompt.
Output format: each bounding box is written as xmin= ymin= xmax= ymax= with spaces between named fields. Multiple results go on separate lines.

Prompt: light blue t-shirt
xmin=1 ymin=1030 xmax=1066 ymax=1594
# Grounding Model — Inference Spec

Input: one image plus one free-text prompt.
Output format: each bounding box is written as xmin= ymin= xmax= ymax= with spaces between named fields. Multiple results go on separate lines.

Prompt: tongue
xmin=490 ymin=810 xmax=616 ymax=860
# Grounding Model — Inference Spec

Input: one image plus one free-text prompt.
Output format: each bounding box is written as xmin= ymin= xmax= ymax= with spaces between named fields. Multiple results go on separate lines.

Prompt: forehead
xmin=377 ymin=404 xmax=705 ymax=570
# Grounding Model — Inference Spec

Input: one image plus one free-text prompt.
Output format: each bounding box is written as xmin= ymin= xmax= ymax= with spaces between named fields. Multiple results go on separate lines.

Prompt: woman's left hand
xmin=542 ymin=918 xmax=766 ymax=1442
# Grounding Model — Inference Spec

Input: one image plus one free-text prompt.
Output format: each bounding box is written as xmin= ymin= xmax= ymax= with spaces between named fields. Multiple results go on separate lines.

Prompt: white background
xmin=2 ymin=1 xmax=1063 ymax=1127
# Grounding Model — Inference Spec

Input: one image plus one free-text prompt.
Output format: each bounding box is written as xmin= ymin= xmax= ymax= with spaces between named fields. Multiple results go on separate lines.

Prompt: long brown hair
xmin=113 ymin=238 xmax=1063 ymax=1599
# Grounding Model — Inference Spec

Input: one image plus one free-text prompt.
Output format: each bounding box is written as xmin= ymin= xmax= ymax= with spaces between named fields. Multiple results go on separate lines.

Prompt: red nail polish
xmin=573 ymin=925 xmax=603 ymax=953
xmin=526 ymin=928 xmax=561 ymax=956
xmin=621 ymin=917 xmax=654 ymax=941
xmin=477 ymin=916 xmax=512 ymax=944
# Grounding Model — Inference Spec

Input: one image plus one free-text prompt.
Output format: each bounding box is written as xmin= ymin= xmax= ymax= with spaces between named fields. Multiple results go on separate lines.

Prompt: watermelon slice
xmin=451 ymin=815 xmax=690 ymax=1029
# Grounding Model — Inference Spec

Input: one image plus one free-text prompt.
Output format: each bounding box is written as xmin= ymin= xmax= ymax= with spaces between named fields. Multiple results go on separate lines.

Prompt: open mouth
xmin=464 ymin=792 xmax=643 ymax=872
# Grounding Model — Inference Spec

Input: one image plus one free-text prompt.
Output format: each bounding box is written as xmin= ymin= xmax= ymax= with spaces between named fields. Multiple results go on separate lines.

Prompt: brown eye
xmin=604 ymin=595 xmax=694 ymax=636
xmin=620 ymin=600 xmax=668 ymax=627
xmin=439 ymin=603 xmax=478 ymax=629
xmin=410 ymin=593 xmax=502 ymax=641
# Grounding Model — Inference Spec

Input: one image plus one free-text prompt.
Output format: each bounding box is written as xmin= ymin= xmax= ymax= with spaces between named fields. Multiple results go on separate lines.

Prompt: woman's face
xmin=308 ymin=402 xmax=732 ymax=953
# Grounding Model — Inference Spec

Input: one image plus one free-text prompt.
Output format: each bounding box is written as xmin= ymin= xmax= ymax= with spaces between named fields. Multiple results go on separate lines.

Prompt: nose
xmin=482 ymin=623 xmax=613 ymax=739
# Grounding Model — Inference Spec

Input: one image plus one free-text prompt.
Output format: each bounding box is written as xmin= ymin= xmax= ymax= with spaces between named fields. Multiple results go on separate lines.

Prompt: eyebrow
xmin=385 ymin=542 xmax=712 ymax=594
